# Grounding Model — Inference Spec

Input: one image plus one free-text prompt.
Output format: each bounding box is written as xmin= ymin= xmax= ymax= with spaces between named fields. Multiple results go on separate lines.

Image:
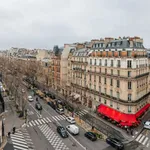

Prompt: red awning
xmin=135 ymin=104 xmax=150 ymax=118
xmin=120 ymin=122 xmax=133 ymax=127
xmin=97 ymin=104 xmax=137 ymax=124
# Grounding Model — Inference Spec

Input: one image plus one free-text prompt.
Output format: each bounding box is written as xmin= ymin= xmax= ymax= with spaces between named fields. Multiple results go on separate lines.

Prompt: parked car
xmin=28 ymin=96 xmax=34 ymax=102
xmin=56 ymin=108 xmax=64 ymax=115
xmin=35 ymin=103 xmax=42 ymax=110
xmin=144 ymin=121 xmax=150 ymax=129
xmin=66 ymin=117 xmax=76 ymax=124
xmin=106 ymin=137 xmax=124 ymax=150
xmin=66 ymin=124 xmax=79 ymax=135
xmin=84 ymin=132 xmax=97 ymax=141
xmin=47 ymin=101 xmax=56 ymax=110
xmin=57 ymin=126 xmax=68 ymax=138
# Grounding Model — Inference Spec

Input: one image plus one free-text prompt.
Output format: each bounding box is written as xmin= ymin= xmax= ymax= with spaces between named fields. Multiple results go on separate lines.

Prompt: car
xmin=28 ymin=96 xmax=34 ymax=102
xmin=47 ymin=101 xmax=56 ymax=110
xmin=66 ymin=124 xmax=79 ymax=135
xmin=84 ymin=132 xmax=97 ymax=141
xmin=56 ymin=108 xmax=64 ymax=115
xmin=57 ymin=126 xmax=68 ymax=138
xmin=35 ymin=103 xmax=42 ymax=110
xmin=106 ymin=137 xmax=124 ymax=150
xmin=66 ymin=117 xmax=76 ymax=124
xmin=144 ymin=121 xmax=150 ymax=129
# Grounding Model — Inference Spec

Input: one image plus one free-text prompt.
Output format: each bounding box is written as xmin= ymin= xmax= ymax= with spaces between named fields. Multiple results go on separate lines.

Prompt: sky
xmin=0 ymin=0 xmax=150 ymax=49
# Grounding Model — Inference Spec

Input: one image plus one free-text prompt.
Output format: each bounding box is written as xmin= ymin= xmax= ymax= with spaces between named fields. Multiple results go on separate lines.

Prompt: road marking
xmin=12 ymin=142 xmax=28 ymax=148
xmin=28 ymin=102 xmax=41 ymax=117
xmin=139 ymin=135 xmax=145 ymax=143
xmin=136 ymin=134 xmax=142 ymax=141
xmin=43 ymin=118 xmax=49 ymax=123
xmin=14 ymin=145 xmax=28 ymax=150
xmin=142 ymin=137 xmax=148 ymax=145
xmin=41 ymin=119 xmax=45 ymax=124
xmin=31 ymin=120 xmax=36 ymax=126
xmin=46 ymin=117 xmax=51 ymax=122
xmin=11 ymin=139 xmax=27 ymax=145
xmin=146 ymin=142 xmax=149 ymax=147
xmin=38 ymin=119 xmax=42 ymax=124
xmin=29 ymin=122 xmax=33 ymax=127
xmin=52 ymin=116 xmax=57 ymax=121
xmin=54 ymin=116 xmax=60 ymax=121
xmin=34 ymin=120 xmax=39 ymax=125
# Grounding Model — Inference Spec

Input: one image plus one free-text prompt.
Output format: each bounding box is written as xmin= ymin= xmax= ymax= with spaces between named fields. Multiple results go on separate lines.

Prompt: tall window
xmin=104 ymin=78 xmax=107 ymax=84
xmin=128 ymin=71 xmax=131 ymax=77
xmin=128 ymin=94 xmax=131 ymax=101
xmin=111 ymin=60 xmax=113 ymax=67
xmin=117 ymin=60 xmax=121 ymax=67
xmin=110 ymin=90 xmax=113 ymax=96
xmin=127 ymin=51 xmax=131 ymax=57
xmin=117 ymin=92 xmax=120 ymax=99
xmin=90 ymin=75 xmax=91 ymax=81
xmin=90 ymin=83 xmax=92 ymax=89
xmin=117 ymin=70 xmax=120 ymax=76
xmin=94 ymin=67 xmax=96 ymax=72
xmin=111 ymin=69 xmax=113 ymax=75
xmin=117 ymin=103 xmax=119 ymax=110
xmin=128 ymin=82 xmax=132 ymax=89
xmin=110 ymin=101 xmax=113 ymax=107
xmin=105 ymin=69 xmax=107 ymax=74
xmin=104 ymin=99 xmax=107 ymax=104
xmin=110 ymin=79 xmax=113 ymax=86
xmin=104 ymin=88 xmax=106 ymax=94
xmin=94 ymin=59 xmax=96 ymax=65
xmin=99 ymin=59 xmax=101 ymax=66
xmin=99 ymin=68 xmax=101 ymax=73
xmin=94 ymin=85 xmax=96 ymax=91
xmin=99 ymin=76 xmax=101 ymax=83
xmin=128 ymin=106 xmax=131 ymax=112
xmin=127 ymin=60 xmax=132 ymax=68
xmin=117 ymin=80 xmax=120 ymax=88
xmin=99 ymin=86 xmax=101 ymax=93
xmin=90 ymin=59 xmax=92 ymax=65
xmin=105 ymin=59 xmax=107 ymax=66
xmin=94 ymin=75 xmax=96 ymax=82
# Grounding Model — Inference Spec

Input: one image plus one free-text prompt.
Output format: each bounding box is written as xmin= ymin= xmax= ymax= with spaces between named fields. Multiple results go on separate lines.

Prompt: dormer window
xmin=112 ymin=43 xmax=115 ymax=47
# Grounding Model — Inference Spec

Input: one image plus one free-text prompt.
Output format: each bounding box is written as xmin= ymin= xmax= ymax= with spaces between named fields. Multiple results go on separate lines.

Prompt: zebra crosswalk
xmin=27 ymin=110 xmax=34 ymax=115
xmin=135 ymin=133 xmax=150 ymax=147
xmin=10 ymin=129 xmax=34 ymax=150
xmin=75 ymin=109 xmax=88 ymax=116
xmin=38 ymin=124 xmax=69 ymax=150
xmin=26 ymin=115 xmax=67 ymax=128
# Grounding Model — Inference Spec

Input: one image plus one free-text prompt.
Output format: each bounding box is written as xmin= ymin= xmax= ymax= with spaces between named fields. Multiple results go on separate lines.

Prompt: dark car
xmin=57 ymin=126 xmax=68 ymax=138
xmin=106 ymin=137 xmax=124 ymax=150
xmin=84 ymin=132 xmax=97 ymax=141
xmin=47 ymin=101 xmax=56 ymax=110
xmin=35 ymin=103 xmax=42 ymax=110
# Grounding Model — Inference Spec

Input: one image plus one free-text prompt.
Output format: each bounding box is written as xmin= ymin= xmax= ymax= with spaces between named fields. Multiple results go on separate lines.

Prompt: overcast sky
xmin=0 ymin=0 xmax=150 ymax=49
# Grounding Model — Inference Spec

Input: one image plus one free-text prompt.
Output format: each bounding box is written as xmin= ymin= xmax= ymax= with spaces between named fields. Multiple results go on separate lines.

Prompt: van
xmin=66 ymin=125 xmax=79 ymax=135
xmin=144 ymin=121 xmax=150 ymax=129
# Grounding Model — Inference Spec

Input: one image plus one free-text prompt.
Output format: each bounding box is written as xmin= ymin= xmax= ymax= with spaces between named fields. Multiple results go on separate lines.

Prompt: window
xmin=99 ymin=59 xmax=101 ymax=66
xmin=94 ymin=85 xmax=96 ymax=90
xmin=105 ymin=69 xmax=107 ymax=74
xmin=117 ymin=70 xmax=120 ymax=76
xmin=128 ymin=82 xmax=132 ymax=89
xmin=104 ymin=78 xmax=106 ymax=84
xmin=128 ymin=71 xmax=131 ymax=77
xmin=110 ymin=79 xmax=113 ymax=86
xmin=127 ymin=51 xmax=131 ymax=57
xmin=94 ymin=75 xmax=96 ymax=82
xmin=90 ymin=75 xmax=91 ymax=81
xmin=104 ymin=99 xmax=107 ymax=104
xmin=99 ymin=76 xmax=101 ymax=83
xmin=94 ymin=59 xmax=96 ymax=65
xmin=127 ymin=60 xmax=132 ymax=68
xmin=128 ymin=94 xmax=131 ymax=101
xmin=128 ymin=106 xmax=131 ymax=112
xmin=110 ymin=90 xmax=113 ymax=96
xmin=45 ymin=63 xmax=48 ymax=67
xmin=117 ymin=60 xmax=120 ymax=67
xmin=117 ymin=92 xmax=120 ymax=99
xmin=94 ymin=67 xmax=96 ymax=72
xmin=118 ymin=51 xmax=121 ymax=57
xmin=90 ymin=59 xmax=92 ymax=65
xmin=111 ymin=69 xmax=113 ymax=75
xmin=106 ymin=51 xmax=108 ymax=57
xmin=90 ymin=83 xmax=91 ymax=89
xmin=117 ymin=103 xmax=119 ymax=110
xmin=104 ymin=88 xmax=106 ymax=94
xmin=111 ymin=60 xmax=113 ymax=67
xmin=117 ymin=80 xmax=120 ymax=88
xmin=105 ymin=60 xmax=107 ymax=66
xmin=112 ymin=51 xmax=114 ymax=56
xmin=99 ymin=68 xmax=101 ymax=73
xmin=99 ymin=97 xmax=101 ymax=102
xmin=110 ymin=101 xmax=113 ymax=107
xmin=99 ymin=86 xmax=101 ymax=92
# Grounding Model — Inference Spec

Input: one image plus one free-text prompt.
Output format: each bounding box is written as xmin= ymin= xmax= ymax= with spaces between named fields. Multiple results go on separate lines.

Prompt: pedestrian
xmin=8 ymin=132 xmax=11 ymax=138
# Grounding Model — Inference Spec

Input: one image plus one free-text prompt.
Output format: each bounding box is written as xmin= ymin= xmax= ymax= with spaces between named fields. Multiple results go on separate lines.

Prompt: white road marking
xmin=52 ymin=116 xmax=57 ymax=121
xmin=34 ymin=120 xmax=39 ymax=125
xmin=142 ymin=137 xmax=148 ymax=145
xmin=29 ymin=122 xmax=33 ymax=127
xmin=46 ymin=117 xmax=51 ymax=122
xmin=139 ymin=135 xmax=145 ymax=143
xmin=146 ymin=142 xmax=149 ymax=147
xmin=31 ymin=121 xmax=36 ymax=126
xmin=14 ymin=145 xmax=28 ymax=150
xmin=41 ymin=119 xmax=45 ymax=124
xmin=12 ymin=142 xmax=28 ymax=148
xmin=43 ymin=118 xmax=49 ymax=123
xmin=38 ymin=119 xmax=42 ymax=124
xmin=136 ymin=134 xmax=142 ymax=141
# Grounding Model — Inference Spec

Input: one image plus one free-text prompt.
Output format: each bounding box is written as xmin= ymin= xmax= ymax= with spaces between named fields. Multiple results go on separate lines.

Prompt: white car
xmin=144 ymin=121 xmax=150 ymax=129
xmin=66 ymin=117 xmax=76 ymax=124
xmin=28 ymin=96 xmax=34 ymax=102
xmin=66 ymin=124 xmax=79 ymax=135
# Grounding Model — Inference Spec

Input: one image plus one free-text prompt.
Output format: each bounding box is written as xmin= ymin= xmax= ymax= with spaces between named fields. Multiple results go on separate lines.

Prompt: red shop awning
xmin=135 ymin=104 xmax=150 ymax=118
xmin=120 ymin=122 xmax=133 ymax=127
xmin=97 ymin=104 xmax=137 ymax=124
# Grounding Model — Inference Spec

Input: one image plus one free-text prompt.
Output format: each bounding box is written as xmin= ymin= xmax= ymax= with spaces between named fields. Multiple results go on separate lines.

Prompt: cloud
xmin=0 ymin=0 xmax=149 ymax=49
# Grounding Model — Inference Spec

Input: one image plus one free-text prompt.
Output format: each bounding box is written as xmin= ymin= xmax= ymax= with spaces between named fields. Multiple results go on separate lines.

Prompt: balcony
xmin=72 ymin=68 xmax=86 ymax=72
xmin=71 ymin=61 xmax=88 ymax=65
xmin=135 ymin=72 xmax=149 ymax=79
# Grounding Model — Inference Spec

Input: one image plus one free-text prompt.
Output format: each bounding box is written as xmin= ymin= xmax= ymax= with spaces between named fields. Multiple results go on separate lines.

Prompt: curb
xmin=0 ymin=136 xmax=7 ymax=150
